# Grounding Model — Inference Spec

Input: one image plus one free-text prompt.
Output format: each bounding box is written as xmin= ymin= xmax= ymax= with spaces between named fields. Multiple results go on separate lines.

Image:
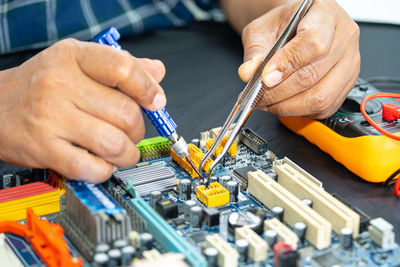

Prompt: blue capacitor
xmin=92 ymin=27 xmax=177 ymax=138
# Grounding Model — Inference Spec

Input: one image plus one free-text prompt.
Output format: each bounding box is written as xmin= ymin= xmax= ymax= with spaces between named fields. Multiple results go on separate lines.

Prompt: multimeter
xmin=280 ymin=78 xmax=400 ymax=183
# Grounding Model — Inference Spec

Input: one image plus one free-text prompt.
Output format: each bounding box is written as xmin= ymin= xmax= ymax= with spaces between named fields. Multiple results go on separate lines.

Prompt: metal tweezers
xmin=199 ymin=0 xmax=313 ymax=177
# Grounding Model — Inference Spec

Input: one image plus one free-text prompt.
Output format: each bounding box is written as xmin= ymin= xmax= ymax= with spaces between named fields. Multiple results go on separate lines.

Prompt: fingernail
xmin=263 ymin=70 xmax=282 ymax=87
xmin=152 ymin=93 xmax=166 ymax=110
xmin=112 ymin=166 xmax=118 ymax=173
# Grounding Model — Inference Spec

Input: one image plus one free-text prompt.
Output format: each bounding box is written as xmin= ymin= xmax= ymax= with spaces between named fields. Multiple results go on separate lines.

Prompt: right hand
xmin=0 ymin=39 xmax=166 ymax=183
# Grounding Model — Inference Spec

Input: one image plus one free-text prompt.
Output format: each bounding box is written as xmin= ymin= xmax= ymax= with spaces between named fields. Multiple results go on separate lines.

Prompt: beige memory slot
xmin=205 ymin=234 xmax=239 ymax=267
xmin=274 ymin=158 xmax=360 ymax=237
xmin=248 ymin=170 xmax=332 ymax=250
xmin=235 ymin=227 xmax=268 ymax=262
xmin=264 ymin=218 xmax=299 ymax=250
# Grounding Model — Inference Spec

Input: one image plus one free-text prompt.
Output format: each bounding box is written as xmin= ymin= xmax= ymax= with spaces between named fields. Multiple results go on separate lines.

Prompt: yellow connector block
xmin=196 ymin=182 xmax=229 ymax=207
xmin=171 ymin=144 xmax=213 ymax=177
xmin=206 ymin=136 xmax=237 ymax=157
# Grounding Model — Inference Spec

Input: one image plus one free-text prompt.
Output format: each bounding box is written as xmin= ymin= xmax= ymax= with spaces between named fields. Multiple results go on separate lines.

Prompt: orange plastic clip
xmin=0 ymin=208 xmax=82 ymax=267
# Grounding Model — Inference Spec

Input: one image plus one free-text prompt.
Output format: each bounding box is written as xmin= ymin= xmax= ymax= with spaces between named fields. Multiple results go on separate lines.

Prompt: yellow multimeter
xmin=279 ymin=78 xmax=400 ymax=183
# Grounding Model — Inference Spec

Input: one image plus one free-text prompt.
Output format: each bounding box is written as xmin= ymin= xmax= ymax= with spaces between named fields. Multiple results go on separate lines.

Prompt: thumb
xmin=137 ymin=58 xmax=166 ymax=83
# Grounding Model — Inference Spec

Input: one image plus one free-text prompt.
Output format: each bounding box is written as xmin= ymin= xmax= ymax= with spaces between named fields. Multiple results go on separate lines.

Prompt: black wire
xmin=383 ymin=168 xmax=400 ymax=189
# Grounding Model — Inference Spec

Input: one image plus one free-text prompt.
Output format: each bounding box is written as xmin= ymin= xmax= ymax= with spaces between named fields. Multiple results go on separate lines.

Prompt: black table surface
xmin=0 ymin=21 xmax=399 ymax=240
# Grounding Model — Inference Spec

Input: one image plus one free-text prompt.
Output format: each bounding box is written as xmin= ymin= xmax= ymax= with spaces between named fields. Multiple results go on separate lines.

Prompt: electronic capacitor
xmin=293 ymin=222 xmax=307 ymax=243
xmin=121 ymin=245 xmax=136 ymax=266
xmin=219 ymin=175 xmax=232 ymax=188
xmin=340 ymin=227 xmax=353 ymax=250
xmin=107 ymin=249 xmax=122 ymax=267
xmin=263 ymin=229 xmax=278 ymax=248
xmin=93 ymin=253 xmax=109 ymax=267
xmin=235 ymin=239 xmax=249 ymax=263
xmin=96 ymin=243 xmax=110 ymax=254
xmin=227 ymin=180 xmax=239 ymax=202
xmin=190 ymin=206 xmax=203 ymax=228
xmin=138 ymin=233 xmax=153 ymax=251
xmin=302 ymin=198 xmax=313 ymax=208
xmin=184 ymin=199 xmax=197 ymax=221
xmin=204 ymin=247 xmax=218 ymax=267
xmin=271 ymin=206 xmax=284 ymax=222
xmin=113 ymin=239 xmax=128 ymax=250
xmin=150 ymin=191 xmax=162 ymax=209
xmin=179 ymin=179 xmax=192 ymax=200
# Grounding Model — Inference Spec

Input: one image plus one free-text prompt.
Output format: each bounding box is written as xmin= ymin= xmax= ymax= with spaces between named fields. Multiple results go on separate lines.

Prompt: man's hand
xmin=0 ymin=39 xmax=166 ymax=183
xmin=236 ymin=0 xmax=360 ymax=119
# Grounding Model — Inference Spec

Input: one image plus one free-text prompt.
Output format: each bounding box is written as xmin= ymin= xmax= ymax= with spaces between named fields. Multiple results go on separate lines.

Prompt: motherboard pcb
xmin=0 ymin=127 xmax=399 ymax=267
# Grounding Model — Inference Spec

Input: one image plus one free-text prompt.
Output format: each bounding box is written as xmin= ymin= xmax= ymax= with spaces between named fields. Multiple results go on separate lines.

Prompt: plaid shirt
xmin=0 ymin=0 xmax=220 ymax=55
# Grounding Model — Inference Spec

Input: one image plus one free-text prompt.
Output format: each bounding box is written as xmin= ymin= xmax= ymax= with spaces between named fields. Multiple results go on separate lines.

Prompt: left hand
xmin=238 ymin=0 xmax=360 ymax=119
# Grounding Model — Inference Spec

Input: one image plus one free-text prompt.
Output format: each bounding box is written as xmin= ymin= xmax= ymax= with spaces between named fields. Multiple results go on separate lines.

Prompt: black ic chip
xmin=312 ymin=252 xmax=341 ymax=267
xmin=233 ymin=165 xmax=257 ymax=190
xmin=190 ymin=232 xmax=206 ymax=243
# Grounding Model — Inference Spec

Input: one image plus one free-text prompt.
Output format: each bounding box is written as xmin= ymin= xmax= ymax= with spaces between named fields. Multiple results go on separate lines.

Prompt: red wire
xmin=360 ymin=93 xmax=400 ymax=141
xmin=360 ymin=93 xmax=400 ymax=196
xmin=395 ymin=176 xmax=400 ymax=197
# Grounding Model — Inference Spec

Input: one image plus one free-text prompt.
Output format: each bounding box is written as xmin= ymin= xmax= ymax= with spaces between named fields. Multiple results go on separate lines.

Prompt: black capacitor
xmin=113 ymin=239 xmax=129 ymax=250
xmin=227 ymin=180 xmax=239 ymax=202
xmin=219 ymin=175 xmax=232 ymax=188
xmin=271 ymin=206 xmax=284 ymax=222
xmin=107 ymin=249 xmax=122 ymax=267
xmin=150 ymin=190 xmax=162 ymax=209
xmin=184 ymin=200 xmax=197 ymax=221
xmin=209 ymin=176 xmax=219 ymax=184
xmin=190 ymin=206 xmax=203 ymax=228
xmin=228 ymin=211 xmax=263 ymax=234
xmin=263 ymin=229 xmax=278 ymax=248
xmin=179 ymin=179 xmax=192 ymax=200
xmin=138 ymin=233 xmax=153 ymax=251
xmin=96 ymin=243 xmax=110 ymax=254
xmin=121 ymin=245 xmax=136 ymax=266
xmin=235 ymin=239 xmax=249 ymax=263
xmin=204 ymin=247 xmax=218 ymax=267
xmin=340 ymin=227 xmax=353 ymax=250
xmin=301 ymin=198 xmax=313 ymax=208
xmin=93 ymin=253 xmax=109 ymax=267
xmin=293 ymin=222 xmax=307 ymax=244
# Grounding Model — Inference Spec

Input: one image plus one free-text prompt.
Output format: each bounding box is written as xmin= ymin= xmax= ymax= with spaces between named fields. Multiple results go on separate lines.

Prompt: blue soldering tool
xmin=92 ymin=27 xmax=204 ymax=180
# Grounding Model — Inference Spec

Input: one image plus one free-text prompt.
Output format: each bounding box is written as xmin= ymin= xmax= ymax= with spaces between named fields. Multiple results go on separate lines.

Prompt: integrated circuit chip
xmin=312 ymin=252 xmax=342 ymax=267
xmin=189 ymin=232 xmax=206 ymax=243
xmin=233 ymin=165 xmax=257 ymax=190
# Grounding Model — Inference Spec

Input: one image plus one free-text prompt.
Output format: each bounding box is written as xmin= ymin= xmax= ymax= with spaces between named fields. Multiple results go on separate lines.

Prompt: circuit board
xmin=0 ymin=127 xmax=399 ymax=267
